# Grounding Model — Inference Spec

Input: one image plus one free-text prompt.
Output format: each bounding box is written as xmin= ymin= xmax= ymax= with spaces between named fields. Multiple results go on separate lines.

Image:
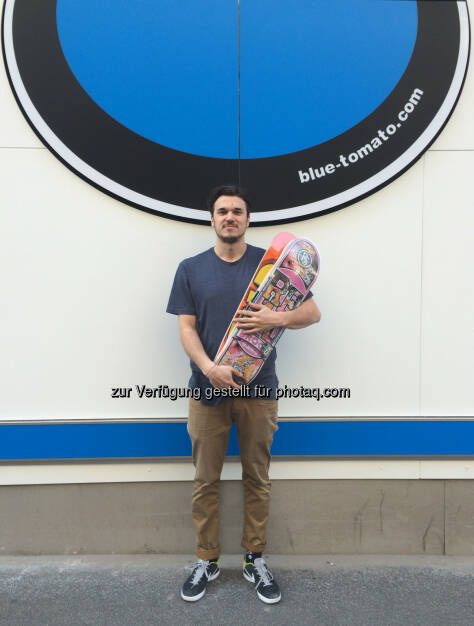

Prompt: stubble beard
xmin=217 ymin=233 xmax=242 ymax=244
xmin=215 ymin=225 xmax=245 ymax=245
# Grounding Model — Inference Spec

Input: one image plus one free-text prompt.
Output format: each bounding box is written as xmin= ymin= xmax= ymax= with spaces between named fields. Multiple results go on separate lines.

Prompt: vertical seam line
xmin=443 ymin=479 xmax=447 ymax=555
xmin=238 ymin=0 xmax=241 ymax=182
xmin=418 ymin=154 xmax=426 ymax=417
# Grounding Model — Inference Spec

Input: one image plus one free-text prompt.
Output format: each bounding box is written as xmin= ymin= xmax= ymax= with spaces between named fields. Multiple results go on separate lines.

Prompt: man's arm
xmin=233 ymin=297 xmax=321 ymax=333
xmin=178 ymin=315 xmax=241 ymax=389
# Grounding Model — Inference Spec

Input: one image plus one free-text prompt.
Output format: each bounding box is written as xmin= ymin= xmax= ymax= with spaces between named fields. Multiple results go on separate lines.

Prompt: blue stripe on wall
xmin=0 ymin=421 xmax=473 ymax=460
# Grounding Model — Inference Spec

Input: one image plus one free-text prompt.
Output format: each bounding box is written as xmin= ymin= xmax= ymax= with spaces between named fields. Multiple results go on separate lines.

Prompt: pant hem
xmin=241 ymin=541 xmax=266 ymax=553
xmin=196 ymin=549 xmax=220 ymax=560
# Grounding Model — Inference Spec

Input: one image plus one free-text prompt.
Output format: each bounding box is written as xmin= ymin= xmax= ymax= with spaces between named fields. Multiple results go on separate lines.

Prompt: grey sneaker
xmin=181 ymin=559 xmax=220 ymax=602
xmin=243 ymin=555 xmax=281 ymax=604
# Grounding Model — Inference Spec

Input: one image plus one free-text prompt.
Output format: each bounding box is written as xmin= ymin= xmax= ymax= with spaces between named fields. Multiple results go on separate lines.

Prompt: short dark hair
xmin=207 ymin=184 xmax=251 ymax=216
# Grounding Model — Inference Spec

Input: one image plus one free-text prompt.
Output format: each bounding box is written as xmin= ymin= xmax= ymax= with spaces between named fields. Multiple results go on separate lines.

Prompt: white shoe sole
xmin=181 ymin=569 xmax=220 ymax=602
xmin=256 ymin=589 xmax=281 ymax=604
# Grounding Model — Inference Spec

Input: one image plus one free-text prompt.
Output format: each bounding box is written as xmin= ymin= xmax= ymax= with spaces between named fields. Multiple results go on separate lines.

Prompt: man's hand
xmin=233 ymin=302 xmax=280 ymax=333
xmin=233 ymin=298 xmax=321 ymax=332
xmin=207 ymin=364 xmax=242 ymax=389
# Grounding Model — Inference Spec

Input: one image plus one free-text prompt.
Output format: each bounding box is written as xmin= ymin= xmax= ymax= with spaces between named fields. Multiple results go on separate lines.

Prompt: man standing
xmin=166 ymin=185 xmax=320 ymax=603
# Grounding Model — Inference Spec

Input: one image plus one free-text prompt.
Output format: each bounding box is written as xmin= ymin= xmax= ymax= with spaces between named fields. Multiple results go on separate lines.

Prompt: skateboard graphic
xmin=215 ymin=234 xmax=320 ymax=385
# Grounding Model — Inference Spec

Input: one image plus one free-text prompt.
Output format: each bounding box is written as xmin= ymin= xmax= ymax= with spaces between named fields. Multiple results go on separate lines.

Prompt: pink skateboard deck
xmin=215 ymin=236 xmax=320 ymax=385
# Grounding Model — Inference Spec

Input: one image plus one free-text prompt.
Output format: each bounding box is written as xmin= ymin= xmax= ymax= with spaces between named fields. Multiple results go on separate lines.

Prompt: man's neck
xmin=214 ymin=238 xmax=247 ymax=262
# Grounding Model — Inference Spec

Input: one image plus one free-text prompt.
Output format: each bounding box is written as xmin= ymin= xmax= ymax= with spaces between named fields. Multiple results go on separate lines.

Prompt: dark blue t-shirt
xmin=167 ymin=244 xmax=280 ymax=405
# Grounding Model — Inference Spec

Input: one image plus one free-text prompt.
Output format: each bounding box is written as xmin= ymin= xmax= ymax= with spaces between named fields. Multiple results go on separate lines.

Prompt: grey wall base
xmin=1 ymin=480 xmax=472 ymax=556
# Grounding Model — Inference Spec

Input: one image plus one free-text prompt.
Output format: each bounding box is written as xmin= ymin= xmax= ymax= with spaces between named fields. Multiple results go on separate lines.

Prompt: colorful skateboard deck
xmin=216 ymin=232 xmax=297 ymax=357
xmin=215 ymin=235 xmax=320 ymax=385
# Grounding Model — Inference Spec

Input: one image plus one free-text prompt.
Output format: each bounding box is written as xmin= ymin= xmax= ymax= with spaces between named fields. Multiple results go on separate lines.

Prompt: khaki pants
xmin=187 ymin=397 xmax=278 ymax=560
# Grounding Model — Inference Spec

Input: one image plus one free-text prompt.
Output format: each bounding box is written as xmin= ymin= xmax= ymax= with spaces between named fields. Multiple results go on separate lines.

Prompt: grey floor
xmin=0 ymin=555 xmax=473 ymax=626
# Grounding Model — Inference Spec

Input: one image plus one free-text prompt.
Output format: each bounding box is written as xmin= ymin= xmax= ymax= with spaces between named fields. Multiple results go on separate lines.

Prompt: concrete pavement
xmin=0 ymin=554 xmax=473 ymax=625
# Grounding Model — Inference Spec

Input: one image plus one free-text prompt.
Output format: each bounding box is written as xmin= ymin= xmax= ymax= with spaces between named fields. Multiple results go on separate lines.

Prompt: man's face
xmin=211 ymin=195 xmax=250 ymax=244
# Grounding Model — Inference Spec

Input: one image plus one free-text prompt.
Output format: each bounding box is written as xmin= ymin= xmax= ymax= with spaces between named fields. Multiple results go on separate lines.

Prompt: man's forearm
xmin=234 ymin=297 xmax=321 ymax=333
xmin=278 ymin=299 xmax=321 ymax=329
xmin=179 ymin=325 xmax=240 ymax=388
xmin=179 ymin=325 xmax=214 ymax=375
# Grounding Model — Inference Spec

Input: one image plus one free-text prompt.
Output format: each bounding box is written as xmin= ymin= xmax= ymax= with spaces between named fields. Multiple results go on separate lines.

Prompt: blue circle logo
xmin=2 ymin=0 xmax=470 ymax=224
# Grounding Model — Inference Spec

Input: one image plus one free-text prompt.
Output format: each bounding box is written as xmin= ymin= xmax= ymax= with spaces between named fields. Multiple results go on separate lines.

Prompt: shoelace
xmin=190 ymin=560 xmax=209 ymax=587
xmin=253 ymin=557 xmax=273 ymax=587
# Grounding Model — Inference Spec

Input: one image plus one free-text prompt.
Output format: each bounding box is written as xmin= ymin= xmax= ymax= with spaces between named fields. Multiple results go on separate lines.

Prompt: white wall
xmin=1 ymin=4 xmax=473 ymax=423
